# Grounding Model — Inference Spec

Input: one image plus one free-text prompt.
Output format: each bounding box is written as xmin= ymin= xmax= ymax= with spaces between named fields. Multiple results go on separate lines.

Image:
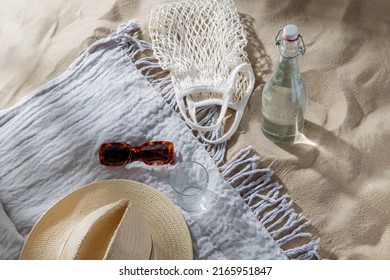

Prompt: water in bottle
xmin=261 ymin=24 xmax=307 ymax=143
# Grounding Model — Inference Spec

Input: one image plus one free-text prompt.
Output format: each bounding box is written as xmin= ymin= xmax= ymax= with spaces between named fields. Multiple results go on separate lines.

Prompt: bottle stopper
xmin=282 ymin=24 xmax=299 ymax=41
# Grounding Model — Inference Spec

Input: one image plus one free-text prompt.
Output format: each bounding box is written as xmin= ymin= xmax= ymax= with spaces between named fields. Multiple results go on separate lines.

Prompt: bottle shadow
xmin=263 ymin=120 xmax=363 ymax=260
xmin=276 ymin=120 xmax=362 ymax=195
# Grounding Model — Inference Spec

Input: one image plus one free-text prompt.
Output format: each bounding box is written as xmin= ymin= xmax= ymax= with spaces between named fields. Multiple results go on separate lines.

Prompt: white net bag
xmin=149 ymin=0 xmax=255 ymax=144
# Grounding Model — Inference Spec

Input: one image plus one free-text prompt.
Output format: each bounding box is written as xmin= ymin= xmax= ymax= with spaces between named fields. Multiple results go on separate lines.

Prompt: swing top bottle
xmin=261 ymin=24 xmax=307 ymax=143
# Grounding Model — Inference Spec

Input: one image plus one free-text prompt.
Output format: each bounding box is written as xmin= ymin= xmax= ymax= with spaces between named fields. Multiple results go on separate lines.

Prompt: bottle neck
xmin=274 ymin=39 xmax=303 ymax=83
xmin=278 ymin=38 xmax=302 ymax=62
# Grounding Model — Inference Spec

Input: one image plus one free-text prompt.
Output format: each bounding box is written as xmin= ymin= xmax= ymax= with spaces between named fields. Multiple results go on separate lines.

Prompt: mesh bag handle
xmin=197 ymin=63 xmax=254 ymax=144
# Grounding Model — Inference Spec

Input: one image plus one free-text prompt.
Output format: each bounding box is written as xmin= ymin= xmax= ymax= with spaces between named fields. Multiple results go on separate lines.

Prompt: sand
xmin=1 ymin=0 xmax=390 ymax=259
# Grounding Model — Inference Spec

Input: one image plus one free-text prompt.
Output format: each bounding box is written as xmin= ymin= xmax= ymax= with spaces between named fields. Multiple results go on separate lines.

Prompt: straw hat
xmin=20 ymin=179 xmax=193 ymax=260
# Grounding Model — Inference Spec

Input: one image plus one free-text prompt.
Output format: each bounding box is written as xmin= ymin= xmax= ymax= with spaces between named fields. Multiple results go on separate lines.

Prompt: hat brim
xmin=20 ymin=179 xmax=193 ymax=260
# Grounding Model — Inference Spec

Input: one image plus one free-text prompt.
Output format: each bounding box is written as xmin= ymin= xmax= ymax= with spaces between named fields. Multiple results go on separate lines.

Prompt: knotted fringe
xmin=114 ymin=21 xmax=177 ymax=110
xmin=113 ymin=21 xmax=321 ymax=260
xmin=220 ymin=146 xmax=321 ymax=260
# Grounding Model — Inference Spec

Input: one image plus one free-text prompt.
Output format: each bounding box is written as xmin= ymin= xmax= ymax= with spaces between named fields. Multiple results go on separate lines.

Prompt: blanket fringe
xmin=113 ymin=20 xmax=321 ymax=260
xmin=114 ymin=21 xmax=178 ymax=110
xmin=220 ymin=146 xmax=321 ymax=259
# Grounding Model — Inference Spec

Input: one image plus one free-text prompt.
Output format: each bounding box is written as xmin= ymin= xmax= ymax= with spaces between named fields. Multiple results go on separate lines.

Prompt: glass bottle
xmin=261 ymin=24 xmax=307 ymax=143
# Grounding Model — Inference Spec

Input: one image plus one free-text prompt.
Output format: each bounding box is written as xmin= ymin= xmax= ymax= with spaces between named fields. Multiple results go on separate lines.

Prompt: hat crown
xmin=60 ymin=199 xmax=152 ymax=260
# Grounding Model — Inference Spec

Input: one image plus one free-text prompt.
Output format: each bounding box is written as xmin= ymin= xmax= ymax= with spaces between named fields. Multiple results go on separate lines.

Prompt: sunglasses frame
xmin=99 ymin=141 xmax=174 ymax=166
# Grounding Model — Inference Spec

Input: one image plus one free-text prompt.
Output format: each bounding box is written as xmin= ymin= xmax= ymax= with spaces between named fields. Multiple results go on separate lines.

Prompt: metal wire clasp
xmin=275 ymin=28 xmax=306 ymax=59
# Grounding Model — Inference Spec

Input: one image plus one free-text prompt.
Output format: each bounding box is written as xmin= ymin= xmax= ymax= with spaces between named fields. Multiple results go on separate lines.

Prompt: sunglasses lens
xmin=102 ymin=145 xmax=131 ymax=164
xmin=141 ymin=144 xmax=171 ymax=163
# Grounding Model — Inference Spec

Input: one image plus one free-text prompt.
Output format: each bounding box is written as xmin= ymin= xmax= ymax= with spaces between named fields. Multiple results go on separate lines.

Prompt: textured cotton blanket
xmin=0 ymin=22 xmax=287 ymax=260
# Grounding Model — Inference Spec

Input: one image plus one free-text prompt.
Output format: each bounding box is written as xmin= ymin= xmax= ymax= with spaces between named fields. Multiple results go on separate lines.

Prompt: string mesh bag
xmin=149 ymin=0 xmax=255 ymax=144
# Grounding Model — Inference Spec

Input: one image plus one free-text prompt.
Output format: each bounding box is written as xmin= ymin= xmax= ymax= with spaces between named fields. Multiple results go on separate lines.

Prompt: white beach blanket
xmin=0 ymin=21 xmax=286 ymax=260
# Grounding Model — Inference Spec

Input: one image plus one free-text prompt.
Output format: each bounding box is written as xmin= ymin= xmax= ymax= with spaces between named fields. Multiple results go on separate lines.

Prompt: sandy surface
xmin=1 ymin=0 xmax=390 ymax=259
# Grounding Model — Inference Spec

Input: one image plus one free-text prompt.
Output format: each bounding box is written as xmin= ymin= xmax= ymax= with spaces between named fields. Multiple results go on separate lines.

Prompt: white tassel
xmin=222 ymin=146 xmax=322 ymax=260
xmin=285 ymin=238 xmax=321 ymax=260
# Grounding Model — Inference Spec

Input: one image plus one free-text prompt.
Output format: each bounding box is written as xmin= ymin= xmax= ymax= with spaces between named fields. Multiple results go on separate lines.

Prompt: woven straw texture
xmin=59 ymin=200 xmax=153 ymax=260
xmin=20 ymin=180 xmax=193 ymax=260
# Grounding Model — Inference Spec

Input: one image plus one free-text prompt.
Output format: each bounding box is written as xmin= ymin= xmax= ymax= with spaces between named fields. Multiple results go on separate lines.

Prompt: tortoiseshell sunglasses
xmin=99 ymin=141 xmax=174 ymax=166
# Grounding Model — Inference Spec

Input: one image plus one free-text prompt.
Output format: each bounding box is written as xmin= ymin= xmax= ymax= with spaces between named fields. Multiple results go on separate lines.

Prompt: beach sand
xmin=1 ymin=0 xmax=390 ymax=259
